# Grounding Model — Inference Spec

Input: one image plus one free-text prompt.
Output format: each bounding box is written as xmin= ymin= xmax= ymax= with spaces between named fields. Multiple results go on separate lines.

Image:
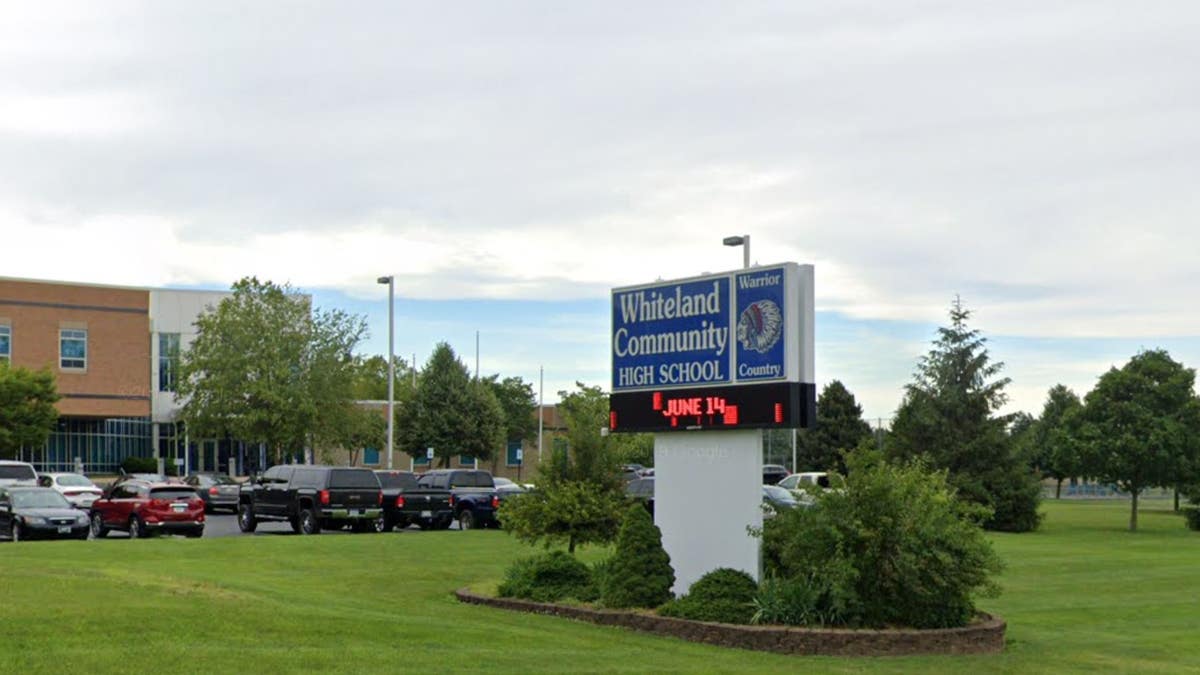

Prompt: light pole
xmin=376 ymin=275 xmax=395 ymax=470
xmin=722 ymin=234 xmax=750 ymax=269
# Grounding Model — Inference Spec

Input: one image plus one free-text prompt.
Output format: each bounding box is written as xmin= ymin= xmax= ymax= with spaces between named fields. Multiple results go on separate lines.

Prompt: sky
xmin=2 ymin=2 xmax=1198 ymax=421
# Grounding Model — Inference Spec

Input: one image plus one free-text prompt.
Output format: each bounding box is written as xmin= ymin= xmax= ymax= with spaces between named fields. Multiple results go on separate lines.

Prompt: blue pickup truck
xmin=397 ymin=469 xmax=500 ymax=530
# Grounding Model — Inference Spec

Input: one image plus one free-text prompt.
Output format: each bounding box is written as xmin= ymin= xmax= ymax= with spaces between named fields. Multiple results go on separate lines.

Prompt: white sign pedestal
xmin=654 ymin=429 xmax=762 ymax=596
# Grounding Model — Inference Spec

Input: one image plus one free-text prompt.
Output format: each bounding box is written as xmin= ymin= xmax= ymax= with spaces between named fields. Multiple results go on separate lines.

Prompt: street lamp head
xmin=722 ymin=236 xmax=746 ymax=246
xmin=376 ymin=275 xmax=393 ymax=284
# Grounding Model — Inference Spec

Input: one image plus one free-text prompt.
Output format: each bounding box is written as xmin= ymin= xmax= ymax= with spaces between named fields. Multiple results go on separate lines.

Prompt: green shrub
xmin=761 ymin=448 xmax=1003 ymax=629
xmin=120 ymin=456 xmax=158 ymax=474
xmin=751 ymin=571 xmax=852 ymax=626
xmin=1183 ymin=507 xmax=1200 ymax=531
xmin=601 ymin=504 xmax=674 ymax=609
xmin=660 ymin=568 xmax=757 ymax=624
xmin=497 ymin=480 xmax=625 ymax=553
xmin=586 ymin=557 xmax=613 ymax=603
xmin=496 ymin=551 xmax=594 ymax=603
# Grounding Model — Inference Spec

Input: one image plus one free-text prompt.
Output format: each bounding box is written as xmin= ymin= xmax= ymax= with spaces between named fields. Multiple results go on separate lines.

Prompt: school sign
xmin=609 ymin=263 xmax=815 ymax=432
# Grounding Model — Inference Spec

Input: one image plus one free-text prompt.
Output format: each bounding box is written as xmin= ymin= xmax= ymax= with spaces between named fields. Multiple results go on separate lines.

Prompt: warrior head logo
xmin=737 ymin=300 xmax=783 ymax=354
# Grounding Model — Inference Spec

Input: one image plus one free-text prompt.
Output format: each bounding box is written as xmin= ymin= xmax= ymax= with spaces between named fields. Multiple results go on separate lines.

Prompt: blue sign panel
xmin=612 ymin=277 xmax=731 ymax=391
xmin=734 ymin=267 xmax=787 ymax=382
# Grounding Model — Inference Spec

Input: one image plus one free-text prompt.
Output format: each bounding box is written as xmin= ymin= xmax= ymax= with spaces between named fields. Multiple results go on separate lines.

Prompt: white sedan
xmin=37 ymin=473 xmax=104 ymax=508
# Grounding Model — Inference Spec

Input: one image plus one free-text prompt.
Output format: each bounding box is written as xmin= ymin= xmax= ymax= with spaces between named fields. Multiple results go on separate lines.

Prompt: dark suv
xmin=238 ymin=465 xmax=382 ymax=535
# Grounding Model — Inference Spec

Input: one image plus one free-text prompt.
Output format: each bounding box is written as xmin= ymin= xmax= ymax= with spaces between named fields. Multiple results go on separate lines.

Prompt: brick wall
xmin=0 ymin=279 xmax=150 ymax=417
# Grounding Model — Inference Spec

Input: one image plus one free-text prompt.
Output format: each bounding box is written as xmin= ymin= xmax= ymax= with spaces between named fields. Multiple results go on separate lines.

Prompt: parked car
xmin=37 ymin=472 xmax=104 ymax=508
xmin=183 ymin=473 xmax=240 ymax=513
xmin=0 ymin=487 xmax=90 ymax=541
xmin=777 ymin=471 xmax=839 ymax=504
xmin=374 ymin=470 xmax=419 ymax=532
xmin=493 ymin=477 xmax=527 ymax=496
xmin=762 ymin=464 xmax=790 ymax=485
xmin=761 ymin=484 xmax=800 ymax=519
xmin=115 ymin=472 xmax=178 ymax=485
xmin=398 ymin=470 xmax=500 ymax=530
xmin=90 ymin=480 xmax=205 ymax=539
xmin=237 ymin=465 xmax=383 ymax=535
xmin=0 ymin=460 xmax=38 ymax=487
xmin=626 ymin=476 xmax=655 ymax=517
xmin=777 ymin=471 xmax=831 ymax=491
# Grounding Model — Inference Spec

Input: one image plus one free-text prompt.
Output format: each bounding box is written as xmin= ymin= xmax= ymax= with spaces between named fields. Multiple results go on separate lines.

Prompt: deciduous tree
xmin=1029 ymin=385 xmax=1084 ymax=499
xmin=1079 ymin=350 xmax=1200 ymax=531
xmin=0 ymin=362 xmax=60 ymax=459
xmin=178 ymin=277 xmax=366 ymax=464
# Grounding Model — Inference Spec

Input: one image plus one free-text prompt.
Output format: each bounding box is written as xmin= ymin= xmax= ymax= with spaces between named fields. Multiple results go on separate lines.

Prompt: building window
xmin=414 ymin=454 xmax=430 ymax=466
xmin=363 ymin=447 xmax=380 ymax=465
xmin=60 ymin=329 xmax=87 ymax=370
xmin=159 ymin=333 xmax=181 ymax=392
xmin=506 ymin=441 xmax=522 ymax=466
xmin=459 ymin=454 xmax=474 ymax=466
xmin=0 ymin=325 xmax=10 ymax=362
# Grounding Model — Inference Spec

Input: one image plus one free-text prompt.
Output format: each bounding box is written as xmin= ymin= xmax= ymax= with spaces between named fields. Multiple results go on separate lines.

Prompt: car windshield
xmin=0 ymin=465 xmax=36 ymax=480
xmin=376 ymin=472 xmax=418 ymax=490
xmin=150 ymin=488 xmax=198 ymax=501
xmin=55 ymin=474 xmax=94 ymax=487
xmin=195 ymin=474 xmax=234 ymax=485
xmin=494 ymin=477 xmax=514 ymax=487
xmin=329 ymin=470 xmax=380 ymax=489
xmin=12 ymin=489 xmax=71 ymax=509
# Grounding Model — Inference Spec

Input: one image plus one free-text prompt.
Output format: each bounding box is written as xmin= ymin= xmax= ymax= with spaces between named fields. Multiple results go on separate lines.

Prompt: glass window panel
xmin=60 ymin=329 xmax=87 ymax=369
xmin=158 ymin=333 xmax=180 ymax=392
xmin=0 ymin=325 xmax=10 ymax=360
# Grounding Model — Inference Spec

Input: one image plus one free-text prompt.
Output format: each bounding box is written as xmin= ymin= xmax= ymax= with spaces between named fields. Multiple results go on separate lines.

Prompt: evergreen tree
xmin=397 ymin=343 xmax=503 ymax=467
xmin=888 ymin=297 xmax=1042 ymax=532
xmin=601 ymin=504 xmax=675 ymax=608
xmin=796 ymin=380 xmax=872 ymax=474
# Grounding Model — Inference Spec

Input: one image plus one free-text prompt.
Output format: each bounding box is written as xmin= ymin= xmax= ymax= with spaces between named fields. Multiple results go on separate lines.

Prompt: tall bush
xmin=761 ymin=449 xmax=1003 ymax=629
xmin=601 ymin=504 xmax=674 ymax=609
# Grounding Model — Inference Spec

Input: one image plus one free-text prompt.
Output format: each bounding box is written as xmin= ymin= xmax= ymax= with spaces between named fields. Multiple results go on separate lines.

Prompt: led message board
xmin=609 ymin=382 xmax=816 ymax=433
xmin=610 ymin=263 xmax=815 ymax=432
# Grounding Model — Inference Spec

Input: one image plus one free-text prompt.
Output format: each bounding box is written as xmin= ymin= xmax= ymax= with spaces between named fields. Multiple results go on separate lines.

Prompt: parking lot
xmin=78 ymin=513 xmax=462 ymax=539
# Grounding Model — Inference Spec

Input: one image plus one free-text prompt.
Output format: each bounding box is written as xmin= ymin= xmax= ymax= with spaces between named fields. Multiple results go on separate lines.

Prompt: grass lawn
xmin=1 ymin=500 xmax=1198 ymax=674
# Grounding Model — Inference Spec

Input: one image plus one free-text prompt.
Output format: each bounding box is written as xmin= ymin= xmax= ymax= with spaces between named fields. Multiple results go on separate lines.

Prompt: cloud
xmin=1 ymin=1 xmax=1198 ymax=351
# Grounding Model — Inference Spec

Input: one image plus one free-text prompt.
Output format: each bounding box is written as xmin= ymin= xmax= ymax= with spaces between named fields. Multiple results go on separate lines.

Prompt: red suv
xmin=89 ymin=480 xmax=205 ymax=539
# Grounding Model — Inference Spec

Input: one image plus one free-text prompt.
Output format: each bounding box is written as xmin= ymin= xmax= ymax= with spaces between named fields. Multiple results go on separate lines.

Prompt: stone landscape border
xmin=456 ymin=589 xmax=1005 ymax=657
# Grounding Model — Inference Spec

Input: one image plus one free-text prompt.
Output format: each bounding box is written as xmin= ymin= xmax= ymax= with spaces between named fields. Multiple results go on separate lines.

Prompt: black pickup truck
xmin=238 ymin=465 xmax=382 ymax=535
xmin=374 ymin=470 xmax=419 ymax=532
xmin=398 ymin=469 xmax=500 ymax=530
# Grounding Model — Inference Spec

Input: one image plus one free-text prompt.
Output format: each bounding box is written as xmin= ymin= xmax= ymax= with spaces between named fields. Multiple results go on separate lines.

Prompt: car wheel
xmin=128 ymin=516 xmax=144 ymax=539
xmin=237 ymin=503 xmax=258 ymax=533
xmin=299 ymin=508 xmax=321 ymax=535
xmin=376 ymin=516 xmax=394 ymax=533
xmin=185 ymin=527 xmax=204 ymax=539
xmin=457 ymin=510 xmax=475 ymax=530
xmin=416 ymin=521 xmax=429 ymax=531
xmin=90 ymin=512 xmax=109 ymax=539
xmin=11 ymin=520 xmax=21 ymax=542
xmin=289 ymin=514 xmax=302 ymax=534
